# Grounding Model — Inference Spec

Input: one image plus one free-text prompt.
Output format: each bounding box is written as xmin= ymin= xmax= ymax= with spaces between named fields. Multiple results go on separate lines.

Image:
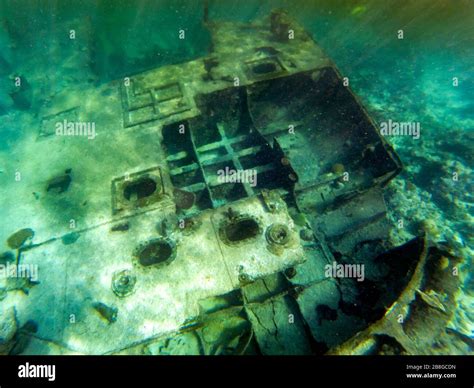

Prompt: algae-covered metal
xmin=3 ymin=10 xmax=453 ymax=356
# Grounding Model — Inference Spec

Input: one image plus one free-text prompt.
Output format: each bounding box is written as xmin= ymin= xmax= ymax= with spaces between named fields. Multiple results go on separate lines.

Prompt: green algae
xmin=6 ymin=228 xmax=34 ymax=249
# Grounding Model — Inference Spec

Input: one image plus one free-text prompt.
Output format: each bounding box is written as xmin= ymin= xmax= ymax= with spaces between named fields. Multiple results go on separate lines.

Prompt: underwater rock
xmin=0 ymin=307 xmax=18 ymax=354
xmin=46 ymin=169 xmax=72 ymax=194
xmin=270 ymin=10 xmax=293 ymax=42
xmin=92 ymin=302 xmax=118 ymax=324
xmin=331 ymin=163 xmax=345 ymax=175
xmin=417 ymin=219 xmax=441 ymax=240
xmin=8 ymin=320 xmax=39 ymax=355
xmin=0 ymin=251 xmax=15 ymax=264
xmin=173 ymin=187 xmax=196 ymax=210
xmin=61 ymin=232 xmax=80 ymax=245
xmin=0 ymin=307 xmax=17 ymax=344
xmin=110 ymin=222 xmax=130 ymax=232
xmin=6 ymin=228 xmax=34 ymax=249
xmin=5 ymin=274 xmax=39 ymax=295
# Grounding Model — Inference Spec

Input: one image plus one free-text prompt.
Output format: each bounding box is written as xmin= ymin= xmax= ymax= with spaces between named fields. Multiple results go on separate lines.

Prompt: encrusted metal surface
xmin=0 ymin=10 xmax=414 ymax=355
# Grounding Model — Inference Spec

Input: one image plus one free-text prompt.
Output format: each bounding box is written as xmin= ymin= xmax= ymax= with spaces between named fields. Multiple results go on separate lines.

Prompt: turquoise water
xmin=0 ymin=0 xmax=472 ymax=354
xmin=1 ymin=1 xmax=473 ymax=126
xmin=1 ymin=1 xmax=473 ymax=143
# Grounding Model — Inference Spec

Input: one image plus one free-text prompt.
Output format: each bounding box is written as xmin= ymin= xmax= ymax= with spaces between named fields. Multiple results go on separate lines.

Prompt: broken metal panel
xmin=159 ymin=99 xmax=297 ymax=217
xmin=309 ymin=188 xmax=392 ymax=257
xmin=241 ymin=273 xmax=313 ymax=355
xmin=111 ymin=166 xmax=173 ymax=216
xmin=212 ymin=197 xmax=305 ymax=288
xmin=1 ymin=8 xmax=400 ymax=249
xmin=241 ymin=273 xmax=289 ymax=304
xmin=38 ymin=107 xmax=79 ymax=139
xmin=0 ymin=115 xmax=166 ymax=250
xmin=121 ymin=79 xmax=194 ymax=128
xmin=15 ymin=189 xmax=304 ymax=354
xmin=285 ymin=244 xmax=331 ymax=286
xmin=245 ymin=296 xmax=312 ymax=355
xmin=295 ymin=280 xmax=339 ymax=346
xmin=328 ymin=238 xmax=464 ymax=355
xmin=19 ymin=206 xmax=233 ymax=354
xmin=147 ymin=306 xmax=253 ymax=356
xmin=244 ymin=65 xmax=402 ymax=259
xmin=247 ymin=68 xmax=401 ymax=193
xmin=13 ymin=248 xmax=68 ymax=345
xmin=207 ymin=13 xmax=330 ymax=77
